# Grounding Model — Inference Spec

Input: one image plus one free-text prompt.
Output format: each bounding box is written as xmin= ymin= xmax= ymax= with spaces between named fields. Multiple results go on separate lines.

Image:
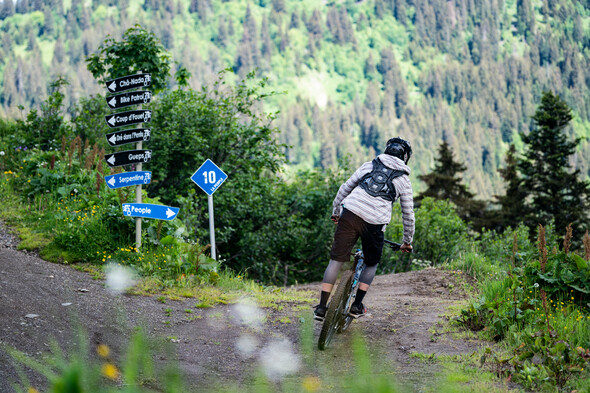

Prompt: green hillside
xmin=1 ymin=0 xmax=590 ymax=198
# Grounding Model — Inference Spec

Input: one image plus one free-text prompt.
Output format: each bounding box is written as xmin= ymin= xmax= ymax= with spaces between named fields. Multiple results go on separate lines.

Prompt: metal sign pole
xmin=136 ymin=74 xmax=142 ymax=251
xmin=136 ymin=140 xmax=142 ymax=251
xmin=208 ymin=194 xmax=216 ymax=260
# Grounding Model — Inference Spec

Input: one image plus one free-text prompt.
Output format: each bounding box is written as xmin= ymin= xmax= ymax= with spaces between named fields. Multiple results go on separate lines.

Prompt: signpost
xmin=105 ymin=129 xmax=151 ymax=147
xmin=106 ymin=90 xmax=151 ymax=109
xmin=191 ymin=159 xmax=228 ymax=260
xmin=122 ymin=203 xmax=179 ymax=221
xmin=105 ymin=171 xmax=152 ymax=189
xmin=104 ymin=110 xmax=152 ymax=128
xmin=105 ymin=73 xmax=152 ymax=93
xmin=104 ymin=150 xmax=152 ymax=167
xmin=101 ymin=71 xmax=179 ymax=251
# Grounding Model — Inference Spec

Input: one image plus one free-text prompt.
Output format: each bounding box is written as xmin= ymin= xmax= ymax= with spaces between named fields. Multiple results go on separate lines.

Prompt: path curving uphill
xmin=0 ymin=221 xmax=492 ymax=392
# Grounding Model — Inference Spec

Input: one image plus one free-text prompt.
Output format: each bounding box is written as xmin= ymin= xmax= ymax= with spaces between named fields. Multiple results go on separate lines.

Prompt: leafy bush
xmin=461 ymin=226 xmax=590 ymax=391
xmin=385 ymin=197 xmax=470 ymax=270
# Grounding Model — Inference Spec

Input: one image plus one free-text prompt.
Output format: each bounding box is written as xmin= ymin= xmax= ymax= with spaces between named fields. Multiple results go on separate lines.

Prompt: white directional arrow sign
xmin=108 ymin=177 xmax=116 ymax=187
xmin=105 ymin=73 xmax=151 ymax=93
xmin=122 ymin=203 xmax=179 ymax=221
xmin=108 ymin=97 xmax=117 ymax=107
xmin=107 ymin=116 xmax=116 ymax=127
xmin=105 ymin=128 xmax=150 ymax=147
xmin=107 ymin=155 xmax=116 ymax=166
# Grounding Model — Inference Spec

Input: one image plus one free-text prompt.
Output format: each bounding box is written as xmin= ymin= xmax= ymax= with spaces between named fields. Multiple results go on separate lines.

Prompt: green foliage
xmin=86 ymin=24 xmax=172 ymax=93
xmin=525 ymin=252 xmax=590 ymax=307
xmin=14 ymin=77 xmax=71 ymax=151
xmin=5 ymin=329 xmax=184 ymax=393
xmin=70 ymin=95 xmax=111 ymax=148
xmin=387 ymin=197 xmax=469 ymax=267
xmin=459 ymin=226 xmax=590 ymax=391
xmin=148 ymin=69 xmax=284 ymax=204
xmin=416 ymin=141 xmax=487 ymax=230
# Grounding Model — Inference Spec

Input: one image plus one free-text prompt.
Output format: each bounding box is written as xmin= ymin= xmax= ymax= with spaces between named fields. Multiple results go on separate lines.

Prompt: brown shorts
xmin=330 ymin=209 xmax=385 ymax=267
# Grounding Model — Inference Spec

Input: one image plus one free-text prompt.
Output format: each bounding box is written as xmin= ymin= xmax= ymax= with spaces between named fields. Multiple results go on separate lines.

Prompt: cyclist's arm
xmin=397 ymin=176 xmax=415 ymax=246
xmin=331 ymin=162 xmax=372 ymax=217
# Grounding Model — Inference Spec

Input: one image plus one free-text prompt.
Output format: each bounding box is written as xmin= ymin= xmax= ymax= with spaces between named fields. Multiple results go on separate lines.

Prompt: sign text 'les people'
xmin=122 ymin=203 xmax=179 ymax=221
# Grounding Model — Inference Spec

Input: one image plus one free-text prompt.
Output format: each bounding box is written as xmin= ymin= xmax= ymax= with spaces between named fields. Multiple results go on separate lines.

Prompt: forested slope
xmin=1 ymin=0 xmax=590 ymax=197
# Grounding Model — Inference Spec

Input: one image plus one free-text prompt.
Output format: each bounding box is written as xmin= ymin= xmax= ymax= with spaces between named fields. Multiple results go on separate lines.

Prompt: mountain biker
xmin=314 ymin=137 xmax=415 ymax=321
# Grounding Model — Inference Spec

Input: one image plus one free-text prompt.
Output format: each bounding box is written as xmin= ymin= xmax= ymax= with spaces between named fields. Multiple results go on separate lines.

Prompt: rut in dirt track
xmin=0 ymin=222 xmax=485 ymax=392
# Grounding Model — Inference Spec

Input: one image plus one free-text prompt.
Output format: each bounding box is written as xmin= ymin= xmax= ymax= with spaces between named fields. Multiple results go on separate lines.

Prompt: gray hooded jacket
xmin=332 ymin=154 xmax=415 ymax=245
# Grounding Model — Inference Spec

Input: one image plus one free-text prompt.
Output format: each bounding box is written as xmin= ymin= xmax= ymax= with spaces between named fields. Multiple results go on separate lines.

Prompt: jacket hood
xmin=377 ymin=154 xmax=411 ymax=175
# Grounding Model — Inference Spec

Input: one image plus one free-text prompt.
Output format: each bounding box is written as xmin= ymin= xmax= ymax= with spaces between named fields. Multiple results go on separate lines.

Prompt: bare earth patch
xmin=0 ymin=221 xmax=490 ymax=392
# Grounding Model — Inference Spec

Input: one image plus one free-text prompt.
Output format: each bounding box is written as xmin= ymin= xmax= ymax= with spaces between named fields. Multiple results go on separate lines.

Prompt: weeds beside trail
xmin=455 ymin=225 xmax=590 ymax=392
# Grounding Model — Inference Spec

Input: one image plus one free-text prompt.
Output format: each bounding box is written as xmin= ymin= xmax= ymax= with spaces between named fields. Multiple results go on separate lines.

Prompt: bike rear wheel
xmin=318 ymin=270 xmax=353 ymax=350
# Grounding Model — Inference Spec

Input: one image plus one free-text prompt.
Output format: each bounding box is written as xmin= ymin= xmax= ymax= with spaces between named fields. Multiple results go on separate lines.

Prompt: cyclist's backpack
xmin=359 ymin=158 xmax=407 ymax=201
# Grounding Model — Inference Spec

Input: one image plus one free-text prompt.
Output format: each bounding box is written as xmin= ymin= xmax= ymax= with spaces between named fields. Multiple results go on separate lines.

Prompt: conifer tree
xmin=493 ymin=144 xmax=528 ymax=231
xmin=518 ymin=91 xmax=590 ymax=235
xmin=0 ymin=0 xmax=14 ymax=19
xmin=417 ymin=141 xmax=486 ymax=226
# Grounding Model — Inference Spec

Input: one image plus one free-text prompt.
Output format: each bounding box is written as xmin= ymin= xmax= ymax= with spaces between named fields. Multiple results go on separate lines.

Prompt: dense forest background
xmin=1 ymin=0 xmax=590 ymax=198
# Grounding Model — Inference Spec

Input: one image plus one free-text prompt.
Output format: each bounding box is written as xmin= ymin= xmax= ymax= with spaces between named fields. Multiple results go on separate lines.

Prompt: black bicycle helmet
xmin=385 ymin=137 xmax=412 ymax=164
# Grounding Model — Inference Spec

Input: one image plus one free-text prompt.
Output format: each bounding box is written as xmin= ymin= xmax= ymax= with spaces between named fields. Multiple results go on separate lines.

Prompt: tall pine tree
xmin=493 ymin=144 xmax=529 ymax=231
xmin=417 ymin=141 xmax=487 ymax=228
xmin=519 ymin=91 xmax=590 ymax=236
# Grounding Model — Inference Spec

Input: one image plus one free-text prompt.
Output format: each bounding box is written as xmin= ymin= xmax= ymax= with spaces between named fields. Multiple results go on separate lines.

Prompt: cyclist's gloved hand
xmin=400 ymin=243 xmax=412 ymax=253
xmin=331 ymin=215 xmax=339 ymax=224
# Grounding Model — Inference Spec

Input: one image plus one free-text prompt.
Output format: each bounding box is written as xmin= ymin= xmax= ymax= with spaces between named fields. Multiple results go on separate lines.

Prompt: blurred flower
xmin=0 ymin=151 xmax=4 ymax=156
xmin=259 ymin=338 xmax=301 ymax=381
xmin=97 ymin=344 xmax=110 ymax=358
xmin=236 ymin=334 xmax=259 ymax=358
xmin=105 ymin=264 xmax=136 ymax=294
xmin=28 ymin=387 xmax=39 ymax=393
xmin=302 ymin=376 xmax=322 ymax=392
xmin=101 ymin=363 xmax=119 ymax=380
xmin=232 ymin=299 xmax=265 ymax=328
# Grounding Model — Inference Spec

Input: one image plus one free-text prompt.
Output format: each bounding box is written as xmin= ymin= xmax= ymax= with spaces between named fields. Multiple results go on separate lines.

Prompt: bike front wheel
xmin=318 ymin=270 xmax=353 ymax=350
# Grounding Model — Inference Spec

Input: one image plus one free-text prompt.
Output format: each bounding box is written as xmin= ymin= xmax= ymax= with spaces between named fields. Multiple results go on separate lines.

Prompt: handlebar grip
xmin=384 ymin=239 xmax=401 ymax=251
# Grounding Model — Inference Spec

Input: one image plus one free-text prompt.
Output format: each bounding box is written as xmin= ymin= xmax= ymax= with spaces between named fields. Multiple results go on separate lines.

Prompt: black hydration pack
xmin=359 ymin=158 xmax=407 ymax=201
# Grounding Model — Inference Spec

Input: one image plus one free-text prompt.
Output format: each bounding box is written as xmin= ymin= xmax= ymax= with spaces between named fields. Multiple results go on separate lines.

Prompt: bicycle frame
xmin=318 ymin=240 xmax=402 ymax=350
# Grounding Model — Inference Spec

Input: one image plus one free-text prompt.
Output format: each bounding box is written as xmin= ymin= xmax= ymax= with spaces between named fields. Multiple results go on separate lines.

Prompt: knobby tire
xmin=318 ymin=270 xmax=353 ymax=350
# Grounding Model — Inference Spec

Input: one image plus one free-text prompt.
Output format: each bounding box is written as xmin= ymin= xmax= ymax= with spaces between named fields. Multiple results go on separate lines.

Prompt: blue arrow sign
xmin=191 ymin=159 xmax=228 ymax=196
xmin=122 ymin=203 xmax=179 ymax=221
xmin=105 ymin=171 xmax=152 ymax=189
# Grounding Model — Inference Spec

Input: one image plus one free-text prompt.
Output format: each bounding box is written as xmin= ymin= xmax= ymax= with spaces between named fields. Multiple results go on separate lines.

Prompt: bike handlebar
xmin=384 ymin=239 xmax=401 ymax=251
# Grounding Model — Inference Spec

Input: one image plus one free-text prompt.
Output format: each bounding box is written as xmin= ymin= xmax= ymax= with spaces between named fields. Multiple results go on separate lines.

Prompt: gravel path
xmin=0 ymin=221 xmax=501 ymax=392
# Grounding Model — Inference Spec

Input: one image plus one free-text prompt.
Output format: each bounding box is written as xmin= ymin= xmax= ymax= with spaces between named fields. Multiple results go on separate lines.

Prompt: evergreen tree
xmin=417 ymin=141 xmax=487 ymax=226
xmin=15 ymin=0 xmax=28 ymax=14
xmin=42 ymin=6 xmax=54 ymax=36
xmin=518 ymin=91 xmax=590 ymax=236
xmin=493 ymin=144 xmax=528 ymax=231
xmin=0 ymin=0 xmax=15 ymax=20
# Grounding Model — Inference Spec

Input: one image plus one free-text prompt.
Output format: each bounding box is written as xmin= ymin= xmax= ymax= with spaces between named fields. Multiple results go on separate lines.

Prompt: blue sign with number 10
xmin=191 ymin=159 xmax=228 ymax=196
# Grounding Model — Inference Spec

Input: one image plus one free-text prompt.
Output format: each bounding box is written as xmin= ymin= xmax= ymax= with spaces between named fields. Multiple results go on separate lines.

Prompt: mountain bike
xmin=317 ymin=240 xmax=402 ymax=350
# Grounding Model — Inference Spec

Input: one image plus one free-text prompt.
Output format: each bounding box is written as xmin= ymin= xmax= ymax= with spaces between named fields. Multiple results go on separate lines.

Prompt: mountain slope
xmin=1 ymin=0 xmax=590 ymax=198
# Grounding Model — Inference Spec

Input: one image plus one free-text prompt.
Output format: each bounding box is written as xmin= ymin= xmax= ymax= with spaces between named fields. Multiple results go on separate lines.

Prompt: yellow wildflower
xmin=97 ymin=344 xmax=110 ymax=358
xmin=102 ymin=363 xmax=119 ymax=380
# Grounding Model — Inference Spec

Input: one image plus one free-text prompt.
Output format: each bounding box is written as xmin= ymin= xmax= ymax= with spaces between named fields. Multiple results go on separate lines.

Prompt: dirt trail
xmin=0 ymin=222 xmax=485 ymax=392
